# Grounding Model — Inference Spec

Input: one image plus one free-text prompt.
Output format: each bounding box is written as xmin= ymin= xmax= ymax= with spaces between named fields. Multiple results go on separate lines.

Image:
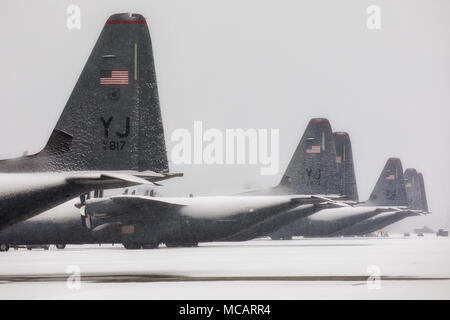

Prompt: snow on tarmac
xmin=0 ymin=236 xmax=449 ymax=299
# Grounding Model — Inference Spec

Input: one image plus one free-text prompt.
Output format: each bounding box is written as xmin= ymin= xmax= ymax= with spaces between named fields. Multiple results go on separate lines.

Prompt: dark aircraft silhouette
xmin=0 ymin=13 xmax=180 ymax=232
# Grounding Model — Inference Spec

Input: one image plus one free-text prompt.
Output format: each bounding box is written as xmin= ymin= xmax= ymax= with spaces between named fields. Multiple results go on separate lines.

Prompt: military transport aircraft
xmin=0 ymin=13 xmax=182 ymax=232
xmin=333 ymin=168 xmax=428 ymax=236
xmin=77 ymin=118 xmax=348 ymax=248
xmin=80 ymin=119 xmax=417 ymax=246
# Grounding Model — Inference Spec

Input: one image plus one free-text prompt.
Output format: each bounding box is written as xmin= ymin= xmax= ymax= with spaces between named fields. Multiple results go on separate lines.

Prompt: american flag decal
xmin=386 ymin=174 xmax=395 ymax=180
xmin=306 ymin=145 xmax=321 ymax=154
xmin=100 ymin=70 xmax=129 ymax=85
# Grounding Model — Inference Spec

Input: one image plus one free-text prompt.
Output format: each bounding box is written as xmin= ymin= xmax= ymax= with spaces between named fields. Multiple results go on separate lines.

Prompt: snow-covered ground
xmin=0 ymin=235 xmax=449 ymax=299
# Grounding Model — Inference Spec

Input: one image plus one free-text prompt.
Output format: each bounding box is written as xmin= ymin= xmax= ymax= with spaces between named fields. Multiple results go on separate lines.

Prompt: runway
xmin=0 ymin=236 xmax=449 ymax=299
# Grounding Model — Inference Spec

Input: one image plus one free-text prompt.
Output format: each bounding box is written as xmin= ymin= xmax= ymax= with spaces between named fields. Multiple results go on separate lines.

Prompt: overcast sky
xmin=1 ymin=0 xmax=449 ymax=230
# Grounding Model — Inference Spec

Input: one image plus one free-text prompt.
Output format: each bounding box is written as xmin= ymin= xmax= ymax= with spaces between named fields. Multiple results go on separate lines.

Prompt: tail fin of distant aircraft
xmin=405 ymin=169 xmax=430 ymax=212
xmin=333 ymin=132 xmax=359 ymax=202
xmin=276 ymin=118 xmax=340 ymax=195
xmin=367 ymin=158 xmax=407 ymax=206
xmin=404 ymin=168 xmax=422 ymax=210
xmin=0 ymin=13 xmax=168 ymax=173
xmin=417 ymin=172 xmax=429 ymax=212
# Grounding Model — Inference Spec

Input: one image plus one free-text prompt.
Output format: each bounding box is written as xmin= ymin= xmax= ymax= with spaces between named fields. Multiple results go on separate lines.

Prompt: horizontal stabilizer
xmin=67 ymin=170 xmax=182 ymax=188
xmin=290 ymin=195 xmax=349 ymax=207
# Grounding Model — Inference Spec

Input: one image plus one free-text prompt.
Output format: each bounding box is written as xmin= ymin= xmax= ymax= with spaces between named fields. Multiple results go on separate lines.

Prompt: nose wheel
xmin=0 ymin=243 xmax=9 ymax=252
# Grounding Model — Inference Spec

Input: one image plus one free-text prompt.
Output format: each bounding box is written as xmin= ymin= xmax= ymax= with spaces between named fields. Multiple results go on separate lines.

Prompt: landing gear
xmin=56 ymin=244 xmax=66 ymax=250
xmin=122 ymin=243 xmax=141 ymax=250
xmin=185 ymin=242 xmax=198 ymax=247
xmin=165 ymin=241 xmax=198 ymax=248
xmin=141 ymin=242 xmax=159 ymax=249
xmin=270 ymin=236 xmax=292 ymax=240
xmin=122 ymin=241 xmax=160 ymax=249
xmin=0 ymin=243 xmax=9 ymax=252
xmin=26 ymin=245 xmax=50 ymax=250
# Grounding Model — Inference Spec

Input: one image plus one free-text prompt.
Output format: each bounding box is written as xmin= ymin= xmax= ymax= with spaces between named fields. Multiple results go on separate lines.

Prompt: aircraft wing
xmin=81 ymin=193 xmax=342 ymax=221
xmin=290 ymin=195 xmax=350 ymax=207
xmin=66 ymin=171 xmax=183 ymax=188
xmin=395 ymin=209 xmax=423 ymax=217
xmin=109 ymin=195 xmax=189 ymax=207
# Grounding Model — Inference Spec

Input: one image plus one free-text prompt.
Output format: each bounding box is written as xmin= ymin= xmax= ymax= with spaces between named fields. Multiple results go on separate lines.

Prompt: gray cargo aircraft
xmin=78 ymin=118 xmax=347 ymax=248
xmin=329 ymin=167 xmax=427 ymax=237
xmin=301 ymin=137 xmax=428 ymax=237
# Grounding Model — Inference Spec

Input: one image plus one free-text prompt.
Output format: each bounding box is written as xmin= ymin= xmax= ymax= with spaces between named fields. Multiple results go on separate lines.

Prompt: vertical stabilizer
xmin=404 ymin=168 xmax=422 ymax=210
xmin=418 ymin=172 xmax=429 ymax=212
xmin=367 ymin=158 xmax=407 ymax=206
xmin=277 ymin=118 xmax=340 ymax=195
xmin=333 ymin=132 xmax=358 ymax=202
xmin=0 ymin=13 xmax=168 ymax=173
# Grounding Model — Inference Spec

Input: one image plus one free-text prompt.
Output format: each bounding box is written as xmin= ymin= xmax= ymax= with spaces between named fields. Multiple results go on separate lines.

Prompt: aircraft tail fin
xmin=404 ymin=168 xmax=422 ymax=210
xmin=0 ymin=13 xmax=168 ymax=173
xmin=417 ymin=172 xmax=429 ymax=212
xmin=333 ymin=132 xmax=359 ymax=202
xmin=404 ymin=169 xmax=429 ymax=212
xmin=277 ymin=118 xmax=340 ymax=195
xmin=367 ymin=158 xmax=407 ymax=206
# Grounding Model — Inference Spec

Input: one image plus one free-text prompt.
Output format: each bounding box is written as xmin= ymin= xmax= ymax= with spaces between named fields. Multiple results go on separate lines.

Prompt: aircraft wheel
xmin=142 ymin=242 xmax=159 ymax=249
xmin=27 ymin=246 xmax=32 ymax=251
xmin=164 ymin=241 xmax=179 ymax=248
xmin=122 ymin=243 xmax=141 ymax=250
xmin=185 ymin=242 xmax=198 ymax=247
xmin=43 ymin=245 xmax=50 ymax=250
xmin=56 ymin=244 xmax=66 ymax=250
xmin=0 ymin=244 xmax=9 ymax=252
xmin=165 ymin=241 xmax=197 ymax=248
